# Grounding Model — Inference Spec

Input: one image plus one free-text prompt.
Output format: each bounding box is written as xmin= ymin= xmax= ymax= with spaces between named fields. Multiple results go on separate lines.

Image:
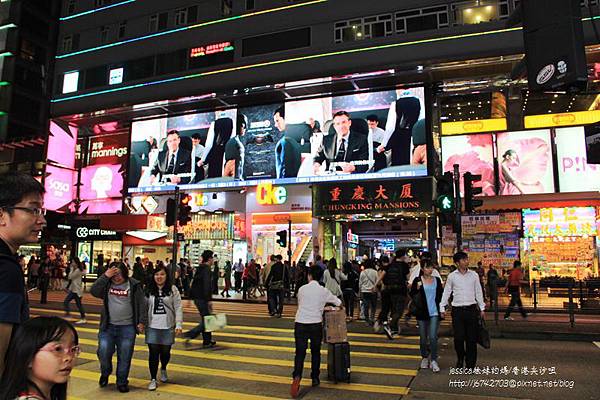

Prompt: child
xmin=0 ymin=316 xmax=79 ymax=400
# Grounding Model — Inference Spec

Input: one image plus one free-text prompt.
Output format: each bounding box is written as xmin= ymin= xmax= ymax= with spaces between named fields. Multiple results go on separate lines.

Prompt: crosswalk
xmin=29 ymin=299 xmax=426 ymax=400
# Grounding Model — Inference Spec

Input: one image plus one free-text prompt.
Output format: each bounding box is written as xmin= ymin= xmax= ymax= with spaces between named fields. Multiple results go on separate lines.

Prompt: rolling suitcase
xmin=327 ymin=342 xmax=351 ymax=383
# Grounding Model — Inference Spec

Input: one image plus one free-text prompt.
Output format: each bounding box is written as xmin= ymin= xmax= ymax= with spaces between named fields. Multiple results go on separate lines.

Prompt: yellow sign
xmin=524 ymin=110 xmax=600 ymax=129
xmin=256 ymin=183 xmax=287 ymax=205
xmin=441 ymin=118 xmax=507 ymax=136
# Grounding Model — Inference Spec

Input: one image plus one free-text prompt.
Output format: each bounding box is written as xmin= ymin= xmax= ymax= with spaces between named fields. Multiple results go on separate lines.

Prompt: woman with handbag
xmin=322 ymin=258 xmax=347 ymax=300
xmin=409 ymin=259 xmax=443 ymax=373
xmin=145 ymin=264 xmax=183 ymax=391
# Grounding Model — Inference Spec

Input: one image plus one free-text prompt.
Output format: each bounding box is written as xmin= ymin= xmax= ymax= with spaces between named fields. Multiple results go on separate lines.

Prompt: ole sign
xmin=257 ymin=183 xmax=287 ymax=205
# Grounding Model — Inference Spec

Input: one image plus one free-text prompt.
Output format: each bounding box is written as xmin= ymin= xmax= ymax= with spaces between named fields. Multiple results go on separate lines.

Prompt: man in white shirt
xmin=440 ymin=251 xmax=485 ymax=369
xmin=291 ymin=265 xmax=342 ymax=398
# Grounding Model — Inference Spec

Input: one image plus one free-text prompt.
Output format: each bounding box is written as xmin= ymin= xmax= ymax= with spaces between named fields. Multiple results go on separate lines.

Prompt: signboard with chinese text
xmin=523 ymin=207 xmax=597 ymax=238
xmin=177 ymin=213 xmax=235 ymax=240
xmin=312 ymin=178 xmax=433 ymax=217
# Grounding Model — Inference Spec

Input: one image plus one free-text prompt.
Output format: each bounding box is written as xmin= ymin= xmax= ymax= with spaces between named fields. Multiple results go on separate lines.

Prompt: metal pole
xmin=533 ymin=279 xmax=538 ymax=312
xmin=453 ymin=164 xmax=462 ymax=251
xmin=171 ymin=187 xmax=180 ymax=282
xmin=288 ymin=219 xmax=292 ymax=265
xmin=568 ymin=283 xmax=575 ymax=328
xmin=493 ymin=281 xmax=499 ymax=326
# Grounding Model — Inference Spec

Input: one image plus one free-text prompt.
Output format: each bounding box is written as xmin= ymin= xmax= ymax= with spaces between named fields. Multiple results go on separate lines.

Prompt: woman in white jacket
xmin=145 ymin=264 xmax=183 ymax=391
xmin=359 ymin=259 xmax=379 ymax=325
xmin=323 ymin=258 xmax=347 ymax=298
xmin=63 ymin=257 xmax=86 ymax=324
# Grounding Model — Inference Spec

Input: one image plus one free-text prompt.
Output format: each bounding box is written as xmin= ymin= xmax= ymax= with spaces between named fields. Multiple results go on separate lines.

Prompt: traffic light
xmin=436 ymin=171 xmax=455 ymax=213
xmin=276 ymin=230 xmax=287 ymax=247
xmin=166 ymin=198 xmax=176 ymax=227
xmin=178 ymin=193 xmax=192 ymax=226
xmin=464 ymin=172 xmax=483 ymax=213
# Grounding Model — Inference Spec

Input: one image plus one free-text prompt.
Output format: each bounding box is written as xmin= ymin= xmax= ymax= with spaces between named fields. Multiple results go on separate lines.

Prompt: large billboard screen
xmin=128 ymin=87 xmax=427 ymax=192
xmin=496 ymin=130 xmax=554 ymax=195
xmin=441 ymin=134 xmax=495 ymax=196
xmin=555 ymin=126 xmax=600 ymax=192
xmin=46 ymin=121 xmax=78 ymax=169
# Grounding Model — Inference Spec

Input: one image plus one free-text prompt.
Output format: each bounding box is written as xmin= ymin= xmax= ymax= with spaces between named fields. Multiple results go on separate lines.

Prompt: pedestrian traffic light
xmin=178 ymin=193 xmax=192 ymax=226
xmin=166 ymin=198 xmax=176 ymax=227
xmin=276 ymin=230 xmax=287 ymax=247
xmin=436 ymin=171 xmax=455 ymax=213
xmin=464 ymin=172 xmax=483 ymax=213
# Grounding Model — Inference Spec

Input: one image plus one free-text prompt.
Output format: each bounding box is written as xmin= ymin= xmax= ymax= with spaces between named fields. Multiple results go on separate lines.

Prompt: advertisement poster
xmin=46 ymin=120 xmax=78 ymax=169
xmin=555 ymin=126 xmax=600 ymax=192
xmin=441 ymin=134 xmax=495 ymax=196
xmin=128 ymin=86 xmax=427 ymax=192
xmin=44 ymin=165 xmax=76 ymax=212
xmin=496 ymin=129 xmax=554 ymax=195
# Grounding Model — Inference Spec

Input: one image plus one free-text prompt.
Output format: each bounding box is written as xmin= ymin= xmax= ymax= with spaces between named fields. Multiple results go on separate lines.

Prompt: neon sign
xmin=190 ymin=42 xmax=234 ymax=58
xmin=257 ymin=183 xmax=287 ymax=205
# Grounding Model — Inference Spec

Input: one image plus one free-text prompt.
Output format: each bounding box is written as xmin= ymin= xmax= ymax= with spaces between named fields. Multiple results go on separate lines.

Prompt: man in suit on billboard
xmin=313 ymin=111 xmax=369 ymax=175
xmin=150 ymin=130 xmax=192 ymax=185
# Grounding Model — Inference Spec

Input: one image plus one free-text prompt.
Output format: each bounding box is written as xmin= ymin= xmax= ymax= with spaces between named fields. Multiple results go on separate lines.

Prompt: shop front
xmin=73 ymin=225 xmax=122 ymax=274
xmin=312 ymin=178 xmax=434 ymax=262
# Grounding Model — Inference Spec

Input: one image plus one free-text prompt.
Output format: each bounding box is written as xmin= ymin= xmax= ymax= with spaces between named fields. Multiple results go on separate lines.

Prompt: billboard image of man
xmin=313 ymin=111 xmax=369 ymax=175
xmin=150 ymin=130 xmax=192 ymax=185
xmin=274 ymin=107 xmax=302 ymax=179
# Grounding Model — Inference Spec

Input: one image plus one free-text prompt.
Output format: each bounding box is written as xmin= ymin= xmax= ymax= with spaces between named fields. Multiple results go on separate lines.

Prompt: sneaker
xmin=383 ymin=324 xmax=394 ymax=340
xmin=420 ymin=358 xmax=429 ymax=369
xmin=160 ymin=369 xmax=168 ymax=383
xmin=373 ymin=320 xmax=381 ymax=333
xmin=99 ymin=375 xmax=108 ymax=387
xmin=203 ymin=341 xmax=216 ymax=348
xmin=75 ymin=319 xmax=87 ymax=325
xmin=290 ymin=376 xmax=301 ymax=398
xmin=148 ymin=379 xmax=157 ymax=391
xmin=431 ymin=360 xmax=440 ymax=373
xmin=504 ymin=316 xmax=514 ymax=321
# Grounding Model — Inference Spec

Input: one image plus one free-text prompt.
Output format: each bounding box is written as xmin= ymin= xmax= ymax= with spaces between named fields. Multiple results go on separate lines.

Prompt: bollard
xmin=568 ymin=283 xmax=575 ymax=328
xmin=533 ymin=279 xmax=538 ymax=312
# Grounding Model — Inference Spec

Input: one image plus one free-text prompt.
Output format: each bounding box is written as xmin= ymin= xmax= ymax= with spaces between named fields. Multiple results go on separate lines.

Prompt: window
xmin=149 ymin=14 xmax=158 ymax=32
xmin=222 ymin=0 xmax=233 ymax=16
xmin=125 ymin=56 xmax=155 ymax=81
xmin=67 ymin=0 xmax=76 ymax=15
xmin=100 ymin=25 xmax=109 ymax=44
xmin=62 ymin=35 xmax=73 ymax=52
xmin=156 ymin=49 xmax=188 ymax=75
xmin=118 ymin=21 xmax=126 ymax=39
xmin=187 ymin=6 xmax=198 ymax=24
xmin=243 ymin=27 xmax=310 ymax=57
xmin=109 ymin=67 xmax=124 ymax=85
xmin=62 ymin=71 xmax=79 ymax=94
xmin=158 ymin=12 xmax=168 ymax=30
xmin=396 ymin=6 xmax=448 ymax=34
xmin=95 ymin=0 xmax=109 ymax=6
xmin=175 ymin=8 xmax=188 ymax=26
xmin=246 ymin=0 xmax=255 ymax=10
xmin=452 ymin=2 xmax=498 ymax=25
xmin=84 ymin=65 xmax=107 ymax=88
xmin=334 ymin=14 xmax=393 ymax=43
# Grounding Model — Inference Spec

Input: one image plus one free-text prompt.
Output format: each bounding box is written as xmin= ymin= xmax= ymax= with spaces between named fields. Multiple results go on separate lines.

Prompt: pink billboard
xmin=441 ymin=134 xmax=495 ymax=196
xmin=44 ymin=165 xmax=76 ymax=212
xmin=47 ymin=121 xmax=78 ymax=169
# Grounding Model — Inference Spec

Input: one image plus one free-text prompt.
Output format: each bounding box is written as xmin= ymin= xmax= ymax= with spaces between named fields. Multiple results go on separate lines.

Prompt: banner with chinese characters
xmin=312 ymin=178 xmax=433 ymax=217
xmin=177 ymin=213 xmax=235 ymax=240
xmin=523 ymin=207 xmax=597 ymax=238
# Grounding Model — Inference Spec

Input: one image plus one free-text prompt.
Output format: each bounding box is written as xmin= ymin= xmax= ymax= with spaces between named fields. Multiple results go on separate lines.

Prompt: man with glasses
xmin=0 ymin=172 xmax=46 ymax=376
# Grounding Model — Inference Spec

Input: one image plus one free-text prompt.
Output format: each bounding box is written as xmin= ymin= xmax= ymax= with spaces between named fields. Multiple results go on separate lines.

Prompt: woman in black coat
xmin=410 ymin=260 xmax=443 ymax=373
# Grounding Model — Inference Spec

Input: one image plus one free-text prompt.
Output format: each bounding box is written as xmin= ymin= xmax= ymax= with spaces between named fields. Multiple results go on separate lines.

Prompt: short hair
xmin=135 ymin=257 xmax=141 ymax=262
xmin=366 ymin=114 xmax=379 ymax=122
xmin=237 ymin=114 xmax=248 ymax=134
xmin=191 ymin=133 xmax=201 ymax=140
xmin=0 ymin=172 xmax=45 ymax=211
xmin=274 ymin=106 xmax=285 ymax=119
xmin=166 ymin=129 xmax=180 ymax=137
xmin=514 ymin=260 xmax=522 ymax=268
xmin=110 ymin=261 xmax=129 ymax=280
xmin=201 ymin=250 xmax=214 ymax=262
xmin=380 ymin=255 xmax=390 ymax=264
xmin=276 ymin=255 xmax=283 ymax=261
xmin=395 ymin=249 xmax=407 ymax=258
xmin=333 ymin=110 xmax=350 ymax=120
xmin=309 ymin=265 xmax=323 ymax=281
xmin=453 ymin=251 xmax=468 ymax=264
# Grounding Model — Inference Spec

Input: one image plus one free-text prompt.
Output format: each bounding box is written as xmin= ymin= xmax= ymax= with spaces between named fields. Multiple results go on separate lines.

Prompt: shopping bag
xmin=477 ymin=317 xmax=491 ymax=349
xmin=204 ymin=313 xmax=227 ymax=332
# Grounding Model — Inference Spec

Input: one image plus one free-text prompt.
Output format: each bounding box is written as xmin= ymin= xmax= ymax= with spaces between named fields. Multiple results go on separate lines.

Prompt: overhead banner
xmin=312 ymin=177 xmax=433 ymax=217
xmin=441 ymin=118 xmax=507 ymax=136
xmin=523 ymin=207 xmax=597 ymax=237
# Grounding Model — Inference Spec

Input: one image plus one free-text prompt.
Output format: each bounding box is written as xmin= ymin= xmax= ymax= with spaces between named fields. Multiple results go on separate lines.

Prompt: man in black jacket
xmin=184 ymin=250 xmax=216 ymax=348
xmin=0 ymin=172 xmax=45 ymax=376
xmin=150 ymin=130 xmax=192 ymax=185
xmin=265 ymin=255 xmax=289 ymax=318
xmin=132 ymin=257 xmax=145 ymax=285
xmin=91 ymin=262 xmax=147 ymax=393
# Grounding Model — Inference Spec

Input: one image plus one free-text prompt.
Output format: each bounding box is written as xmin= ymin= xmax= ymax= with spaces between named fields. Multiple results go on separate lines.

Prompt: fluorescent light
xmin=60 ymin=0 xmax=136 ymax=21
xmin=0 ymin=23 xmax=16 ymax=30
xmin=62 ymin=71 xmax=79 ymax=94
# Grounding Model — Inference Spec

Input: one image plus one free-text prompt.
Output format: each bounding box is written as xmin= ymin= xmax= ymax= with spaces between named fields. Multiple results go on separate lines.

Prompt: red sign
xmin=189 ymin=42 xmax=233 ymax=58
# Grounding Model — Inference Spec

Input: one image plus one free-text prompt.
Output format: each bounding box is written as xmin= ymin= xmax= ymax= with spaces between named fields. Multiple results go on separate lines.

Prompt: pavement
xmin=27 ymin=290 xmax=600 ymax=400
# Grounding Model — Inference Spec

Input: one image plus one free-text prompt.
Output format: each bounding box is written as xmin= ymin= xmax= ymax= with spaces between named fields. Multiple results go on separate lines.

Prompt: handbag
xmin=204 ymin=313 xmax=227 ymax=332
xmin=477 ymin=317 xmax=491 ymax=349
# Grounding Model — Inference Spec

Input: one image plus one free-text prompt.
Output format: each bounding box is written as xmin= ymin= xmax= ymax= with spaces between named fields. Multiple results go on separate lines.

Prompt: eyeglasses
xmin=4 ymin=206 xmax=46 ymax=217
xmin=40 ymin=343 xmax=81 ymax=358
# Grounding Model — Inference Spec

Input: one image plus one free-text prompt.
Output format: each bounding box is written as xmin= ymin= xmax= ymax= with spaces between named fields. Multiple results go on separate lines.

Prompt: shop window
xmin=396 ymin=6 xmax=448 ymax=34
xmin=242 ymin=27 xmax=310 ymax=57
xmin=100 ymin=25 xmax=109 ymax=44
xmin=118 ymin=21 xmax=127 ymax=39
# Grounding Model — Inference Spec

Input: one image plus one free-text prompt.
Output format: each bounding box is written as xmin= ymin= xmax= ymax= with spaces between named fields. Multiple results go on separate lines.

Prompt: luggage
xmin=327 ymin=342 xmax=351 ymax=383
xmin=323 ymin=308 xmax=347 ymax=343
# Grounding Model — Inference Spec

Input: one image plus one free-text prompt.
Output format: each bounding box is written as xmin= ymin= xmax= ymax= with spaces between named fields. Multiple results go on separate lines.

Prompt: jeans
xmin=185 ymin=299 xmax=212 ymax=344
xmin=361 ymin=292 xmax=377 ymax=324
xmin=343 ymin=289 xmax=356 ymax=318
xmin=234 ymin=271 xmax=242 ymax=291
xmin=292 ymin=322 xmax=322 ymax=379
xmin=418 ymin=316 xmax=440 ymax=361
xmin=63 ymin=291 xmax=86 ymax=318
xmin=97 ymin=324 xmax=136 ymax=386
xmin=504 ymin=286 xmax=526 ymax=318
xmin=377 ymin=290 xmax=406 ymax=332
xmin=268 ymin=288 xmax=284 ymax=315
xmin=451 ymin=305 xmax=479 ymax=368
